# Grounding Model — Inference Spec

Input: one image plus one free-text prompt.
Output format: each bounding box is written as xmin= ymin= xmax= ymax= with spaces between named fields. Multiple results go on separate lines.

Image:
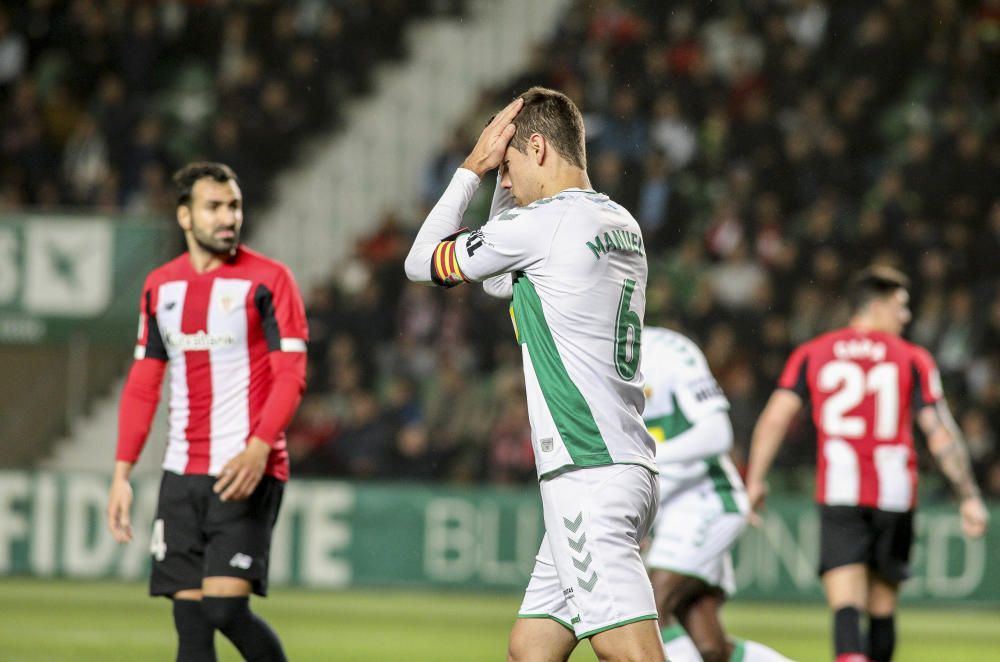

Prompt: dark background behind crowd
xmin=2 ymin=0 xmax=998 ymax=498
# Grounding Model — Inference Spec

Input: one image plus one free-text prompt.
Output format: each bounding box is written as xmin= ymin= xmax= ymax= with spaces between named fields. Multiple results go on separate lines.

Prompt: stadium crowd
xmin=290 ymin=0 xmax=1000 ymax=497
xmin=0 ymin=0 xmax=463 ymax=213
xmin=2 ymin=1 xmax=998 ymax=496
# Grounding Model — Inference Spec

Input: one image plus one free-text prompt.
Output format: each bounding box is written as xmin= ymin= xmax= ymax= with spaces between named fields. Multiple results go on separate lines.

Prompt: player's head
xmin=501 ymin=86 xmax=586 ymax=205
xmin=173 ymin=162 xmax=243 ymax=257
xmin=848 ymin=265 xmax=912 ymax=335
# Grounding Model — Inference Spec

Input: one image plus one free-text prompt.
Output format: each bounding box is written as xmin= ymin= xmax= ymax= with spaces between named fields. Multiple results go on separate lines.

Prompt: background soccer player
xmin=406 ymin=89 xmax=665 ymax=662
xmin=642 ymin=326 xmax=792 ymax=662
xmin=746 ymin=266 xmax=989 ymax=662
xmin=106 ymin=162 xmax=308 ymax=662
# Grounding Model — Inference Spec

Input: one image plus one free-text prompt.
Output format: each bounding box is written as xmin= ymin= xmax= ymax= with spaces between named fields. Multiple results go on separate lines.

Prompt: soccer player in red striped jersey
xmin=106 ymin=162 xmax=307 ymax=662
xmin=746 ymin=266 xmax=988 ymax=662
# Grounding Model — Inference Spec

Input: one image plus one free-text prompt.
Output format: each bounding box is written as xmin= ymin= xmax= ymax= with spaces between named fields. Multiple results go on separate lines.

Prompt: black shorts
xmin=149 ymin=471 xmax=284 ymax=598
xmin=818 ymin=505 xmax=914 ymax=584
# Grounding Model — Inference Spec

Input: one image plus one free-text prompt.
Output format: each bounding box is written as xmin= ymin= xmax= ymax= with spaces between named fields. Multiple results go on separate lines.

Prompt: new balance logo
xmin=229 ymin=553 xmax=252 ymax=570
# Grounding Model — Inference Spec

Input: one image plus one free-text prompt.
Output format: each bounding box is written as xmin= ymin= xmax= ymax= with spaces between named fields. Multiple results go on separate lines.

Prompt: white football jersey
xmin=451 ymin=186 xmax=656 ymax=479
xmin=641 ymin=327 xmax=743 ymax=492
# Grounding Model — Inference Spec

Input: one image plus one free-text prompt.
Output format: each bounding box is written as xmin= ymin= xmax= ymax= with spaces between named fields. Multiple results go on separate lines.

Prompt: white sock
xmin=661 ymin=624 xmax=704 ymax=662
xmin=734 ymin=638 xmax=796 ymax=662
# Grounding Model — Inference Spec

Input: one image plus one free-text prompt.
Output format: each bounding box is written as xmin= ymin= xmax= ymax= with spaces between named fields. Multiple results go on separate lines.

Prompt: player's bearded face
xmin=187 ymin=179 xmax=244 ymax=255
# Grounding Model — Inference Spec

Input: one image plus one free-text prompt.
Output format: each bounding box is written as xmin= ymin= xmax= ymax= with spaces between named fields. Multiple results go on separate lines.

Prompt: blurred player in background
xmin=642 ymin=326 xmax=793 ymax=662
xmin=406 ymin=88 xmax=664 ymax=661
xmin=106 ymin=162 xmax=308 ymax=662
xmin=746 ymin=266 xmax=989 ymax=662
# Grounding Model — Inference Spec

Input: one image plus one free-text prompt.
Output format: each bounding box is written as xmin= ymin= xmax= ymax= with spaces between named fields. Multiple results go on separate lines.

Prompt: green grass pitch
xmin=0 ymin=579 xmax=996 ymax=661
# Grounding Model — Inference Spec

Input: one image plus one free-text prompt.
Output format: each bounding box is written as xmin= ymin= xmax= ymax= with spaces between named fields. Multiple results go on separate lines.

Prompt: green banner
xmin=0 ymin=471 xmax=996 ymax=604
xmin=0 ymin=216 xmax=175 ymax=344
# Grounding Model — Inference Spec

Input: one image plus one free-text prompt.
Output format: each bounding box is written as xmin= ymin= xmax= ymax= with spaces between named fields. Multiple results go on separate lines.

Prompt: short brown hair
xmin=173 ymin=162 xmax=240 ymax=208
xmin=849 ymin=265 xmax=911 ymax=313
xmin=510 ymin=87 xmax=586 ymax=169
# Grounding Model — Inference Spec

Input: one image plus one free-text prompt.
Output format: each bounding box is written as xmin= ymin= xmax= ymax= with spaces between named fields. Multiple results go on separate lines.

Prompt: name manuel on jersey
xmin=585 ymin=230 xmax=644 ymax=260
xmin=165 ymin=330 xmax=237 ymax=351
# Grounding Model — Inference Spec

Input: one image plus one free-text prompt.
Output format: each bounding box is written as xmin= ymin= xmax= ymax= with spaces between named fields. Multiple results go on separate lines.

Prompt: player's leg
xmin=646 ymin=482 xmax=749 ymax=662
xmin=540 ymin=464 xmax=662 ymax=662
xmin=819 ymin=506 xmax=875 ymax=662
xmin=650 ymin=567 xmax=724 ymax=661
xmin=665 ymin=582 xmax=795 ymax=662
xmin=675 ymin=588 xmax=729 ymax=662
xmin=865 ymin=577 xmax=899 ymax=662
xmin=822 ymin=564 xmax=869 ymax=662
xmin=202 ymin=476 xmax=287 ymax=662
xmin=173 ymin=589 xmax=217 ymax=662
xmin=589 ymin=619 xmax=667 ymax=662
xmin=864 ymin=509 xmax=913 ymax=662
xmin=508 ymin=618 xmax=578 ymax=662
xmin=510 ymin=533 xmax=579 ymax=662
xmin=151 ymin=473 xmax=217 ymax=662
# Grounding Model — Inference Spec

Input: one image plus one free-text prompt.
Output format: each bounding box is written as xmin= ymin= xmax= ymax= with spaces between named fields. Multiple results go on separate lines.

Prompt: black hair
xmin=849 ymin=266 xmax=910 ymax=313
xmin=172 ymin=162 xmax=239 ymax=207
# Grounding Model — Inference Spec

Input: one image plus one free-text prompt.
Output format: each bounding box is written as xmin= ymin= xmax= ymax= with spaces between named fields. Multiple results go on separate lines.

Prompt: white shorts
xmin=518 ymin=464 xmax=659 ymax=639
xmin=646 ymin=474 xmax=748 ymax=595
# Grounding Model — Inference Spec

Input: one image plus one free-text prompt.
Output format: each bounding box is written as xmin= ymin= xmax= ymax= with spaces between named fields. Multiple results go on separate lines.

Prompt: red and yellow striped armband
xmin=430 ymin=237 xmax=469 ymax=288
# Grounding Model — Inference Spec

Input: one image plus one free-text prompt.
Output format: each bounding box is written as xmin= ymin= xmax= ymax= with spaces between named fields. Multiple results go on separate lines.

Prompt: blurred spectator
xmin=0 ymin=0 xmax=458 ymax=209
xmin=6 ymin=0 xmax=1000 ymax=489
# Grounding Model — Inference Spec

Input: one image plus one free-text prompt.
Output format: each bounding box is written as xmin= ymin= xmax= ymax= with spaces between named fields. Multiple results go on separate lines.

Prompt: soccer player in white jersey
xmin=106 ymin=163 xmax=308 ymax=662
xmin=642 ymin=326 xmax=793 ymax=662
xmin=405 ymin=88 xmax=664 ymax=662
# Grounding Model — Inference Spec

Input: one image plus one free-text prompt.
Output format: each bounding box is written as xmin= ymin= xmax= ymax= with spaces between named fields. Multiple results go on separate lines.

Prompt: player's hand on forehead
xmin=463 ymin=97 xmax=523 ymax=178
xmin=488 ymin=96 xmax=524 ymax=128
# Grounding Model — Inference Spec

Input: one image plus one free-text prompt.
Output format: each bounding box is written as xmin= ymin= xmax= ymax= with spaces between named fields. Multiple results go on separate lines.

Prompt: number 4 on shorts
xmin=150 ymin=518 xmax=167 ymax=561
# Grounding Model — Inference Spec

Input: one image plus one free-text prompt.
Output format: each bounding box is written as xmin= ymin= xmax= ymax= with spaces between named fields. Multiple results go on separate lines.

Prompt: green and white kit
xmin=405 ymin=167 xmax=660 ymax=636
xmin=406 ymin=167 xmax=657 ymax=479
xmin=642 ymin=326 xmax=749 ymax=593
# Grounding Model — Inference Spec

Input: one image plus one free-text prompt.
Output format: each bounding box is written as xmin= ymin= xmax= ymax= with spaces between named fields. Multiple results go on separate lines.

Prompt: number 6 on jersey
xmin=615 ymin=278 xmax=641 ymax=380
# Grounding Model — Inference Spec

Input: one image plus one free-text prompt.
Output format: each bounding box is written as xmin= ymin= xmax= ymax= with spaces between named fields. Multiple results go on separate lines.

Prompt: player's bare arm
xmin=107 ymin=460 xmax=135 ymax=543
xmin=213 ymin=435 xmax=271 ymax=502
xmin=747 ymin=389 xmax=803 ymax=524
xmin=461 ymin=97 xmax=523 ymax=178
xmin=918 ymin=402 xmax=989 ymax=538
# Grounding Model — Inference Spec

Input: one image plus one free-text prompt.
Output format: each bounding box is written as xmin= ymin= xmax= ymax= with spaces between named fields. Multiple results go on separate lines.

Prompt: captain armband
xmin=430 ymin=227 xmax=471 ymax=288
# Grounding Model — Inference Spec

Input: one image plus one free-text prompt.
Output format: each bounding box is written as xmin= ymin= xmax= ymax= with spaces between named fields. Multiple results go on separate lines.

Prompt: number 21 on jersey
xmin=818 ymin=360 xmax=899 ymax=439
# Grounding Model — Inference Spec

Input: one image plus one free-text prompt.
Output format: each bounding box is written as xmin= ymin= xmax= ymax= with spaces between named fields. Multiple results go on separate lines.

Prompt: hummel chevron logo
xmin=563 ymin=513 xmax=583 ymax=532
xmin=568 ymin=533 xmax=586 ymax=553
xmin=577 ymin=571 xmax=598 ymax=592
xmin=572 ymin=552 xmax=592 ymax=572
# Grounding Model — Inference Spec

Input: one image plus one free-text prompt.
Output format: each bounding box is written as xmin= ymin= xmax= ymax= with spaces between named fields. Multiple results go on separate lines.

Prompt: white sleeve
xmin=656 ymin=410 xmax=733 ymax=463
xmin=404 ymin=168 xmax=481 ymax=284
xmin=488 ymin=171 xmax=515 ymax=218
xmin=483 ymin=273 xmax=513 ymax=299
xmin=479 ymin=174 xmax=519 ymax=298
xmin=452 ymin=207 xmax=551 ymax=282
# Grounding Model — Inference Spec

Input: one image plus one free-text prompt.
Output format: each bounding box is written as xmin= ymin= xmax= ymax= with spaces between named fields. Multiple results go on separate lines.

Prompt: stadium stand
xmin=287 ymin=0 xmax=1000 ymax=496
xmin=4 ymin=0 xmax=998 ymax=499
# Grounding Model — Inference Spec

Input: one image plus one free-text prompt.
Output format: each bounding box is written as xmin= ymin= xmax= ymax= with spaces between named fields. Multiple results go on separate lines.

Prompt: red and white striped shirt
xmin=778 ymin=328 xmax=942 ymax=512
xmin=117 ymin=246 xmax=308 ymax=481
